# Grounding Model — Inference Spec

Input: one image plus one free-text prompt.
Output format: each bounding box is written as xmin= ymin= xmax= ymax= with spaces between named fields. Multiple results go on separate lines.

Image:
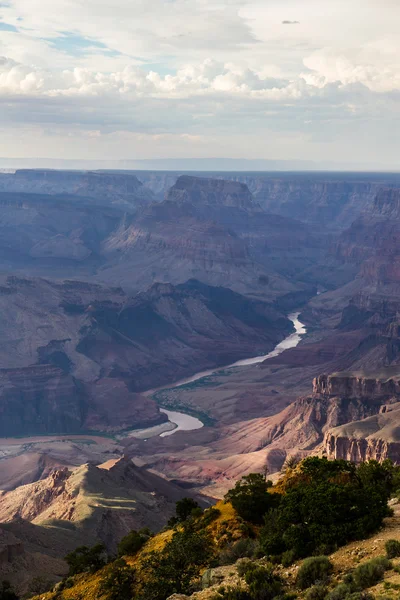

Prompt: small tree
xmin=175 ymin=498 xmax=200 ymax=522
xmin=118 ymin=530 xmax=149 ymax=557
xmin=99 ymin=559 xmax=136 ymax=600
xmin=65 ymin=543 xmax=107 ymax=576
xmin=139 ymin=525 xmax=213 ymax=599
xmin=225 ymin=473 xmax=277 ymax=524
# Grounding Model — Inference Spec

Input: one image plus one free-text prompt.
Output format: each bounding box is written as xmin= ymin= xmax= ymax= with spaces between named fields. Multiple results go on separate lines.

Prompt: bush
xmin=176 ymin=497 xmax=200 ymax=521
xmin=139 ymin=525 xmax=213 ymax=599
xmin=261 ymin=458 xmax=394 ymax=560
xmin=352 ymin=556 xmax=390 ymax=590
xmin=237 ymin=558 xmax=253 ymax=578
xmin=65 ymin=543 xmax=107 ymax=576
xmin=385 ymin=539 xmax=400 ymax=559
xmin=281 ymin=550 xmax=296 ymax=567
xmin=244 ymin=563 xmax=283 ymax=600
xmin=225 ymin=474 xmax=278 ymax=524
xmin=201 ymin=507 xmax=222 ymax=527
xmin=305 ymin=585 xmax=328 ymax=600
xmin=219 ymin=539 xmax=259 ymax=565
xmin=117 ymin=529 xmax=150 ymax=557
xmin=327 ymin=584 xmax=353 ymax=600
xmin=296 ymin=557 xmax=333 ymax=590
xmin=99 ymin=559 xmax=136 ymax=600
xmin=211 ymin=587 xmax=251 ymax=600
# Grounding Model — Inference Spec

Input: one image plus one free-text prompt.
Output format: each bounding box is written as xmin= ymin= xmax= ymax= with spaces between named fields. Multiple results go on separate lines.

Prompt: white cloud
xmin=0 ymin=0 xmax=400 ymax=164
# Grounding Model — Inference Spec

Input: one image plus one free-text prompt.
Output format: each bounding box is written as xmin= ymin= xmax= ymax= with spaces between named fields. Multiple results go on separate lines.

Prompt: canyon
xmin=1 ymin=168 xmax=400 ymax=587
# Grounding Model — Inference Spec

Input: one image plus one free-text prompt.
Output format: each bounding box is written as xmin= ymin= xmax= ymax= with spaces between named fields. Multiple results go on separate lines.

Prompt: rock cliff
xmin=137 ymin=171 xmax=400 ymax=229
xmin=324 ymin=402 xmax=400 ymax=463
xmin=0 ymin=274 xmax=292 ymax=434
xmin=0 ymin=169 xmax=154 ymax=208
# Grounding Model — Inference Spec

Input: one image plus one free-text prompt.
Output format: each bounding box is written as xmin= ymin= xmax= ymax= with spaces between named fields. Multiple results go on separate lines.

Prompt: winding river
xmin=159 ymin=311 xmax=307 ymax=437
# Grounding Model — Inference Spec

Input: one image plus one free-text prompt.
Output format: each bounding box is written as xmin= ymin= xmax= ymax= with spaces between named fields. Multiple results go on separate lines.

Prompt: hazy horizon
xmin=2 ymin=157 xmax=400 ymax=174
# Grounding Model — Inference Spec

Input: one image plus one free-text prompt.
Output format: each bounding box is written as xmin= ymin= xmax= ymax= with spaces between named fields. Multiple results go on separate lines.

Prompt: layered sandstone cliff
xmin=324 ymin=402 xmax=400 ymax=463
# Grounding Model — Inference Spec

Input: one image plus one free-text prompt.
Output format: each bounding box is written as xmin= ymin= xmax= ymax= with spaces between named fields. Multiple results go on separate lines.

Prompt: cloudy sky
xmin=0 ymin=0 xmax=399 ymax=167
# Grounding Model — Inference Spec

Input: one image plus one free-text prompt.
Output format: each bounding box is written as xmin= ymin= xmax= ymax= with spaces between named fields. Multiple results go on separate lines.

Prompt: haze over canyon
xmin=1 ymin=167 xmax=400 ymax=591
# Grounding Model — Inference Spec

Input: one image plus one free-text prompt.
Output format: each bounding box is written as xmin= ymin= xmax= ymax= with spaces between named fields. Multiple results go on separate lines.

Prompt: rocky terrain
xmin=0 ymin=274 xmax=293 ymax=437
xmin=0 ymin=456 xmax=205 ymax=593
xmin=136 ymin=170 xmax=400 ymax=229
xmin=98 ymin=175 xmax=323 ymax=301
xmin=3 ymin=167 xmax=400 ymax=582
xmin=0 ymin=169 xmax=154 ymax=209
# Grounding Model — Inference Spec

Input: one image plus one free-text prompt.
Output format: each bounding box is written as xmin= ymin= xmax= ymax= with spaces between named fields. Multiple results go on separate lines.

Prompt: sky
xmin=0 ymin=0 xmax=399 ymax=167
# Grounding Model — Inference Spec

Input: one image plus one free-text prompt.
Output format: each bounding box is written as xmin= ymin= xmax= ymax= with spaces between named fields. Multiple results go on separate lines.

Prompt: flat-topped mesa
xmin=0 ymin=169 xmax=153 ymax=206
xmin=313 ymin=373 xmax=400 ymax=399
xmin=167 ymin=175 xmax=256 ymax=209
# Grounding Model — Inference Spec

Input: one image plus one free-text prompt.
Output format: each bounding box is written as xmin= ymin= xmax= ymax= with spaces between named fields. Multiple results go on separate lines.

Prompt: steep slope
xmin=0 ymin=457 xmax=206 ymax=594
xmin=137 ymin=170 xmax=400 ymax=229
xmin=100 ymin=175 xmax=319 ymax=302
xmin=0 ymin=457 xmax=203 ymax=548
xmin=77 ymin=278 xmax=293 ymax=392
xmin=0 ymin=274 xmax=292 ymax=435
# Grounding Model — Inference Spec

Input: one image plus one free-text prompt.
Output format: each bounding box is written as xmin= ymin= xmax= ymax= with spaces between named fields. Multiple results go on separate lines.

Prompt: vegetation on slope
xmin=25 ymin=457 xmax=400 ymax=600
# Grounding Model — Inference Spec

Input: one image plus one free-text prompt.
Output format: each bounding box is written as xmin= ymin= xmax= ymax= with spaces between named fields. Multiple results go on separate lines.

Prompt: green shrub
xmin=224 ymin=473 xmax=278 ymax=524
xmin=236 ymin=558 xmax=253 ymax=578
xmin=219 ymin=539 xmax=259 ymax=565
xmin=260 ymin=458 xmax=394 ymax=560
xmin=99 ymin=559 xmax=136 ymax=600
xmin=385 ymin=539 xmax=400 ymax=559
xmin=352 ymin=557 xmax=390 ymax=590
xmin=65 ymin=543 xmax=107 ymax=576
xmin=296 ymin=556 xmax=333 ymax=590
xmin=211 ymin=586 xmax=251 ymax=600
xmin=117 ymin=529 xmax=149 ymax=557
xmin=244 ymin=563 xmax=283 ymax=600
xmin=327 ymin=584 xmax=353 ymax=600
xmin=176 ymin=497 xmax=200 ymax=521
xmin=305 ymin=585 xmax=328 ymax=600
xmin=201 ymin=507 xmax=221 ymax=527
xmin=138 ymin=525 xmax=213 ymax=600
xmin=281 ymin=549 xmax=296 ymax=567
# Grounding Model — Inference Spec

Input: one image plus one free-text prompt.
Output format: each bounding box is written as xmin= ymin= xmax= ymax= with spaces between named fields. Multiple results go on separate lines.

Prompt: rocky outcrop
xmin=137 ymin=171 xmax=398 ymax=229
xmin=0 ymin=458 xmax=206 ymax=551
xmin=324 ymin=402 xmax=400 ymax=463
xmin=100 ymin=175 xmax=321 ymax=300
xmin=167 ymin=175 xmax=255 ymax=209
xmin=313 ymin=373 xmax=400 ymax=399
xmin=324 ymin=433 xmax=400 ymax=463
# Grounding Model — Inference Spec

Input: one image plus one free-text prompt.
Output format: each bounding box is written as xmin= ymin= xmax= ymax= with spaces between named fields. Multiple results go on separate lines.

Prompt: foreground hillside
xmin=21 ymin=457 xmax=400 ymax=600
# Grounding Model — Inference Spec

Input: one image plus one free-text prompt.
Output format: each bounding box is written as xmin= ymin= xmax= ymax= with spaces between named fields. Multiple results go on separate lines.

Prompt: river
xmin=159 ymin=311 xmax=306 ymax=437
